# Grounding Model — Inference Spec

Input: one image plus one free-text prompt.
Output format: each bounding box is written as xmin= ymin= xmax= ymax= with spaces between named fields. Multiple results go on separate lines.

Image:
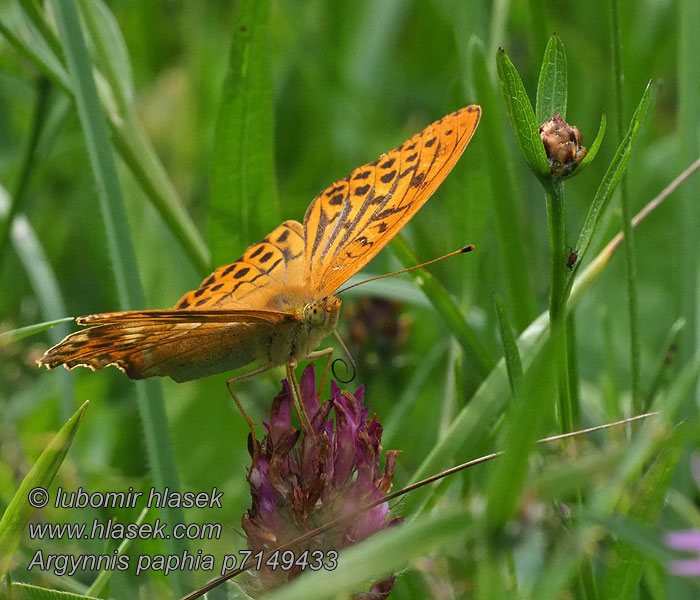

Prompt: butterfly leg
xmin=225 ymin=364 xmax=271 ymax=443
xmin=306 ymin=347 xmax=334 ymax=398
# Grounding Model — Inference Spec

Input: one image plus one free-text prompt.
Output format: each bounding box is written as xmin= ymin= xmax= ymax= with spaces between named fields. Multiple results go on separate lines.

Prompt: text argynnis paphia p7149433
xmin=38 ymin=106 xmax=481 ymax=383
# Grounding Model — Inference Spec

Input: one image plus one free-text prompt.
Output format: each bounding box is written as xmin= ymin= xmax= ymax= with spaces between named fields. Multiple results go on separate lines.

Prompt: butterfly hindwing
xmin=303 ymin=105 xmax=481 ymax=293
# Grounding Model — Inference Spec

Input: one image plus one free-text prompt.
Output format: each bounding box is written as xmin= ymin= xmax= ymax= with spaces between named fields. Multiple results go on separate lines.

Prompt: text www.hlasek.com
xmin=28 ymin=518 xmax=220 ymax=541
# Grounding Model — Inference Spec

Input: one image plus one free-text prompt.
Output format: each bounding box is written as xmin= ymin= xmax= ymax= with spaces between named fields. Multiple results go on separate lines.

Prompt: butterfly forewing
xmin=303 ymin=105 xmax=481 ymax=293
xmin=175 ymin=220 xmax=306 ymax=310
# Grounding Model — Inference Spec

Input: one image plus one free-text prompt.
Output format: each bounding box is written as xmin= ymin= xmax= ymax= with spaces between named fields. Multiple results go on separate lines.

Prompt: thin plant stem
xmin=611 ymin=0 xmax=641 ymax=412
xmin=545 ymin=179 xmax=573 ymax=432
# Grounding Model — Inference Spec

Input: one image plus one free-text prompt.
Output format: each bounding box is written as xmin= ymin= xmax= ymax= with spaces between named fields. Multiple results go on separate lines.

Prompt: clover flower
xmin=242 ymin=364 xmax=401 ymax=597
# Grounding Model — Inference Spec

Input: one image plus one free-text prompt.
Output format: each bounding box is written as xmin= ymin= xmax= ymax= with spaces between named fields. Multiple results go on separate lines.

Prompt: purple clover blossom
xmin=242 ymin=364 xmax=401 ymax=596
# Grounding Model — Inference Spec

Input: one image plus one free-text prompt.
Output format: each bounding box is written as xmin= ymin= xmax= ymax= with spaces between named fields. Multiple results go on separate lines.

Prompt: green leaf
xmin=0 ymin=402 xmax=89 ymax=580
xmin=7 ymin=582 xmax=100 ymax=599
xmin=260 ymin=507 xmax=473 ymax=600
xmin=210 ymin=0 xmax=277 ymax=266
xmin=536 ymin=32 xmax=568 ymax=124
xmin=565 ymin=81 xmax=653 ymax=301
xmin=0 ymin=318 xmax=74 ymax=345
xmin=492 ymin=291 xmax=523 ymax=396
xmin=568 ymin=110 xmax=607 ymax=179
xmin=496 ymin=47 xmax=550 ymax=180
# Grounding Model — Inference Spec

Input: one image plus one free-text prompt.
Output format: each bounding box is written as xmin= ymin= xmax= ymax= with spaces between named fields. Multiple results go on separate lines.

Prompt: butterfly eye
xmin=304 ymin=303 xmax=326 ymax=327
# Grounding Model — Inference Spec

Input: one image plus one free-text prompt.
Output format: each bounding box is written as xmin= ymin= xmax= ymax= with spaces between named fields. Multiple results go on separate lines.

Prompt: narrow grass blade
xmin=536 ymin=32 xmax=568 ymax=124
xmin=645 ymin=318 xmax=686 ymax=410
xmin=601 ymin=423 xmax=689 ymax=599
xmin=468 ymin=37 xmax=537 ymax=330
xmin=493 ymin=291 xmax=523 ymax=396
xmin=565 ymin=81 xmax=653 ymax=304
xmin=390 ymin=234 xmax=493 ymax=380
xmin=49 ymin=2 xmax=187 ymax=593
xmin=496 ymin=47 xmax=550 ymax=180
xmin=5 ymin=584 xmax=100 ymax=599
xmin=0 ymin=401 xmax=89 ymax=580
xmin=260 ymin=507 xmax=473 ymax=600
xmin=86 ymin=506 xmax=149 ymax=596
xmin=485 ymin=334 xmax=556 ymax=531
xmin=210 ymin=0 xmax=277 ymax=265
xmin=2 ymin=2 xmax=210 ymax=275
xmin=0 ymin=318 xmax=73 ymax=345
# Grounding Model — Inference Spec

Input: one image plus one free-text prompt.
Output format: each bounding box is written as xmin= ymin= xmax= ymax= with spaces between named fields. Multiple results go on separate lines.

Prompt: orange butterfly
xmin=38 ymin=106 xmax=481 ymax=383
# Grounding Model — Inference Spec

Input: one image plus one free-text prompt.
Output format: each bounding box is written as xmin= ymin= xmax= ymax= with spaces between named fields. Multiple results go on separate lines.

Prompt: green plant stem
xmin=611 ymin=0 xmax=641 ymax=412
xmin=545 ymin=179 xmax=572 ymax=432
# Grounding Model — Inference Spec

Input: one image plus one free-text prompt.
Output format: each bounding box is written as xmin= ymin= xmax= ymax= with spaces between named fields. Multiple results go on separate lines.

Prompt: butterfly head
xmin=303 ymin=295 xmax=341 ymax=331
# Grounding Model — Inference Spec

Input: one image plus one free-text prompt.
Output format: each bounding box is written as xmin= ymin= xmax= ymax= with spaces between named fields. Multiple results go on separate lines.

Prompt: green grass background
xmin=1 ymin=0 xmax=699 ymax=598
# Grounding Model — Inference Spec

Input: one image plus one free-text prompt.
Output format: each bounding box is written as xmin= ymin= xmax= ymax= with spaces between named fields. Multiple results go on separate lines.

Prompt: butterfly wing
xmin=302 ymin=105 xmax=481 ymax=293
xmin=175 ymin=220 xmax=306 ymax=310
xmin=38 ymin=309 xmax=297 ymax=382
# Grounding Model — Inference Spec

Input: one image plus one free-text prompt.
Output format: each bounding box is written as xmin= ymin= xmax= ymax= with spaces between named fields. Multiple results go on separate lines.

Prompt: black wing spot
xmin=380 ymin=170 xmax=396 ymax=183
xmin=381 ymin=157 xmax=395 ymax=169
xmin=410 ymin=172 xmax=426 ymax=188
xmin=179 ymin=299 xmax=190 ymax=308
xmin=425 ymin=137 xmax=437 ymax=147
xmin=445 ymin=129 xmax=453 ymax=135
xmin=405 ymin=142 xmax=416 ymax=151
xmin=353 ymin=170 xmax=372 ymax=180
xmin=204 ymin=274 xmax=215 ymax=286
xmin=405 ymin=152 xmax=418 ymax=163
xmin=260 ymin=251 xmax=274 ymax=263
xmin=377 ymin=222 xmax=387 ymax=233
xmin=195 ymin=297 xmax=211 ymax=307
xmin=329 ymin=193 xmax=344 ymax=205
xmin=222 ymin=264 xmax=236 ymax=276
xmin=276 ymin=230 xmax=289 ymax=243
xmin=234 ymin=267 xmax=250 ymax=279
xmin=194 ymin=287 xmax=206 ymax=298
xmin=210 ymin=283 xmax=224 ymax=292
xmin=355 ymin=184 xmax=371 ymax=196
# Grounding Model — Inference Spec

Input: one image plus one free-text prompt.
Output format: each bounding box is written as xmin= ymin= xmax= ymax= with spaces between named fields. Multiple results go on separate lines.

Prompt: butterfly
xmin=38 ymin=106 xmax=481 ymax=383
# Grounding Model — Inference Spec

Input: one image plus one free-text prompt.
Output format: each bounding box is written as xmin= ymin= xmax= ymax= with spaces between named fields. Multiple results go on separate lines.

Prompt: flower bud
xmin=539 ymin=114 xmax=587 ymax=176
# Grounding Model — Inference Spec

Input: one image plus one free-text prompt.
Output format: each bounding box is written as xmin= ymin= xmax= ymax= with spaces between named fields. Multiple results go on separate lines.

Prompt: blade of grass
xmin=0 ymin=401 xmax=89 ymax=580
xmin=493 ymin=291 xmax=523 ymax=396
xmin=0 ymin=318 xmax=73 ymax=345
xmin=210 ymin=0 xmax=277 ymax=266
xmin=0 ymin=187 xmax=74 ymax=419
xmin=49 ymin=2 xmax=187 ymax=593
xmin=601 ymin=423 xmax=689 ymax=599
xmin=257 ymin=507 xmax=473 ymax=600
xmin=390 ymin=234 xmax=493 ymax=381
xmin=467 ymin=37 xmax=537 ymax=330
xmin=5 ymin=584 xmax=100 ymax=599
xmin=485 ymin=334 xmax=556 ymax=531
xmin=3 ymin=1 xmax=210 ymax=275
xmin=610 ymin=0 xmax=641 ymax=413
xmin=644 ymin=318 xmax=686 ymax=410
xmin=536 ymin=32 xmax=567 ymax=124
xmin=677 ymin=0 xmax=700 ymax=379
xmin=564 ymin=81 xmax=653 ymax=308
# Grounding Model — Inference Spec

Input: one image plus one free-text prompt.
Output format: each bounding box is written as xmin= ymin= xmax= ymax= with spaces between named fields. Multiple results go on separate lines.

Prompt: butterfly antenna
xmin=331 ymin=329 xmax=357 ymax=384
xmin=336 ymin=245 xmax=475 ymax=294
